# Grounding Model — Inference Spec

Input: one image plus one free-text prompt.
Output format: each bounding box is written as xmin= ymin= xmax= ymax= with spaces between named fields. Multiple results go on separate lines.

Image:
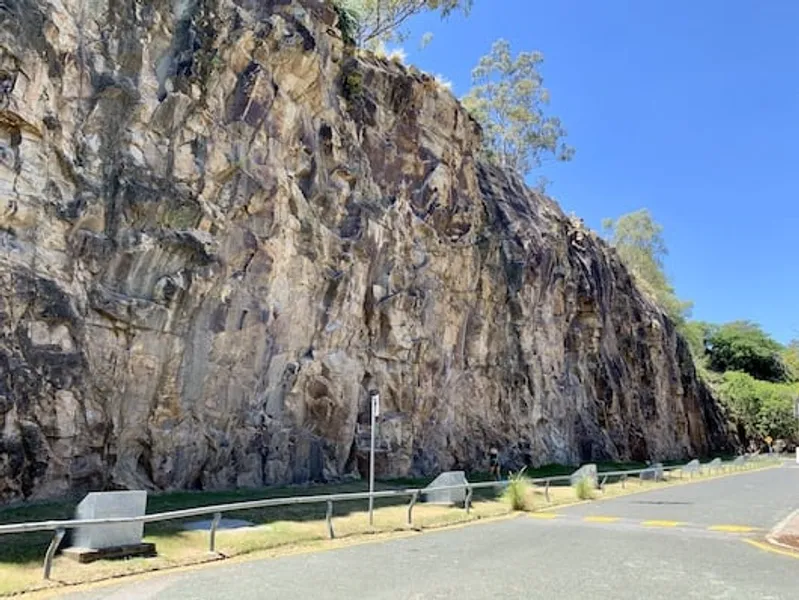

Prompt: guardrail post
xmin=544 ymin=479 xmax=551 ymax=503
xmin=600 ymin=475 xmax=608 ymax=491
xmin=209 ymin=512 xmax=222 ymax=553
xmin=43 ymin=527 xmax=65 ymax=581
xmin=326 ymin=500 xmax=335 ymax=539
xmin=407 ymin=491 xmax=419 ymax=527
xmin=465 ymin=486 xmax=473 ymax=515
xmin=621 ymin=474 xmax=626 ymax=489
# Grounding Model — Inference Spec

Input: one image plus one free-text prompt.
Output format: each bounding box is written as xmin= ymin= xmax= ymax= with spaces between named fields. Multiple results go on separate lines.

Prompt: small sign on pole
xmin=372 ymin=392 xmax=380 ymax=417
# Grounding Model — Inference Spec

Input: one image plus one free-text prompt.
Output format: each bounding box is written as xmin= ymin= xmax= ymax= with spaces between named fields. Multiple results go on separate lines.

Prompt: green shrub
xmin=341 ymin=66 xmax=364 ymax=102
xmin=573 ymin=476 xmax=595 ymax=500
xmin=717 ymin=370 xmax=799 ymax=441
xmin=502 ymin=468 xmax=534 ymax=511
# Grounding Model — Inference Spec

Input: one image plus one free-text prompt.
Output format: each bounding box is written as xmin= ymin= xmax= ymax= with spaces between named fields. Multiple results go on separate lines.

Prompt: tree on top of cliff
xmin=462 ymin=39 xmax=574 ymax=179
xmin=706 ymin=321 xmax=790 ymax=383
xmin=602 ymin=209 xmax=692 ymax=324
xmin=333 ymin=0 xmax=472 ymax=47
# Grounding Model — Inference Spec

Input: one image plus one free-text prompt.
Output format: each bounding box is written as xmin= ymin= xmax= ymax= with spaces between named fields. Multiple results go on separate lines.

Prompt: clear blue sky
xmin=400 ymin=0 xmax=799 ymax=343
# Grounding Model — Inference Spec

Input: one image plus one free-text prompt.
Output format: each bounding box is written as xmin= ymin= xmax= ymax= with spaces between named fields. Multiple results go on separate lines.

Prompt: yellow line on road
xmin=708 ymin=525 xmax=759 ymax=533
xmin=744 ymin=539 xmax=799 ymax=559
xmin=529 ymin=512 xmax=559 ymax=519
xmin=642 ymin=520 xmax=681 ymax=528
xmin=583 ymin=516 xmax=621 ymax=523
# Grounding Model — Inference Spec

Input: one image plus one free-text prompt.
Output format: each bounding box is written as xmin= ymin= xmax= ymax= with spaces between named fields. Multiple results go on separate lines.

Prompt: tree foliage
xmin=333 ymin=2 xmax=361 ymax=46
xmin=782 ymin=340 xmax=799 ymax=383
xmin=680 ymin=320 xmax=715 ymax=361
xmin=333 ymin=0 xmax=471 ymax=47
xmin=462 ymin=39 xmax=574 ymax=178
xmin=706 ymin=321 xmax=789 ymax=383
xmin=717 ymin=371 xmax=799 ymax=442
xmin=602 ymin=209 xmax=692 ymax=324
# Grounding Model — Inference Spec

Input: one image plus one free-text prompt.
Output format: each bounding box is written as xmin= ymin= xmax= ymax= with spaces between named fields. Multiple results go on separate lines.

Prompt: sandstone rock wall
xmin=0 ymin=0 xmax=731 ymax=502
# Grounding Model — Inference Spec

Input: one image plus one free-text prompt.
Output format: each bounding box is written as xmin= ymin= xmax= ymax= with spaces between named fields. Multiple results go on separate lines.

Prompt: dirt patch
xmin=774 ymin=534 xmax=799 ymax=549
xmin=768 ymin=509 xmax=799 ymax=552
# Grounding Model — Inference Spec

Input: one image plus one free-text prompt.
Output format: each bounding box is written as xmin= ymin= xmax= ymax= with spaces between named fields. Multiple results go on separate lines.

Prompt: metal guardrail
xmin=0 ymin=456 xmax=773 ymax=580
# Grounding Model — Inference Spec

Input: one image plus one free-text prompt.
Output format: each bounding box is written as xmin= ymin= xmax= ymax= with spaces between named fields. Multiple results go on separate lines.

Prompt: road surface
xmin=560 ymin=462 xmax=799 ymax=528
xmin=63 ymin=464 xmax=799 ymax=600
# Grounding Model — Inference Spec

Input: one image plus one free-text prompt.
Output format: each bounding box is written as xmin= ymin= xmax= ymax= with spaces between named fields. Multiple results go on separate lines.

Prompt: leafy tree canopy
xmin=602 ymin=209 xmax=692 ymax=324
xmin=706 ymin=321 xmax=789 ymax=383
xmin=782 ymin=339 xmax=799 ymax=383
xmin=680 ymin=320 xmax=716 ymax=361
xmin=333 ymin=0 xmax=471 ymax=48
xmin=462 ymin=39 xmax=574 ymax=180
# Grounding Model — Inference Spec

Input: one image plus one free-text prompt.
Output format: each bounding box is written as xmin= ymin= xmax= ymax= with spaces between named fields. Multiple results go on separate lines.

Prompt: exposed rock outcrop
xmin=0 ymin=0 xmax=731 ymax=502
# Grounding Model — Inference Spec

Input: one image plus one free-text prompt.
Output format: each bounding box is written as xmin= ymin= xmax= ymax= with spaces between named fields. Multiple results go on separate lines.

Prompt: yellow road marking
xmin=642 ymin=520 xmax=681 ymax=528
xmin=708 ymin=525 xmax=759 ymax=533
xmin=583 ymin=516 xmax=621 ymax=523
xmin=529 ymin=513 xmax=559 ymax=519
xmin=744 ymin=539 xmax=799 ymax=559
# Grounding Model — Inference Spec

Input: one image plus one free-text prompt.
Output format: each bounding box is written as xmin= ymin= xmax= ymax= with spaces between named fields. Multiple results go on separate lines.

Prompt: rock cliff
xmin=0 ymin=0 xmax=730 ymax=502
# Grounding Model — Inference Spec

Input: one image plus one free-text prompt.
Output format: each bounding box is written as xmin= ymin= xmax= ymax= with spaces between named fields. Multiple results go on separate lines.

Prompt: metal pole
xmin=465 ymin=486 xmax=473 ymax=514
xmin=209 ymin=512 xmax=221 ymax=553
xmin=43 ymin=528 xmax=65 ymax=580
xmin=407 ymin=490 xmax=419 ymax=527
xmin=326 ymin=500 xmax=335 ymax=539
xmin=368 ymin=391 xmax=378 ymax=527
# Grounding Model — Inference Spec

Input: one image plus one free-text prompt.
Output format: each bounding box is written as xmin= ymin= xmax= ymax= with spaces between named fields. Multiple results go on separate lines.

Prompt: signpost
xmin=368 ymin=390 xmax=380 ymax=526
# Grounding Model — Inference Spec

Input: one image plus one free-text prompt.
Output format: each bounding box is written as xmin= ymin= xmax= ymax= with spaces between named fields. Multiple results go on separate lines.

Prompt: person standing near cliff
xmin=489 ymin=447 xmax=501 ymax=481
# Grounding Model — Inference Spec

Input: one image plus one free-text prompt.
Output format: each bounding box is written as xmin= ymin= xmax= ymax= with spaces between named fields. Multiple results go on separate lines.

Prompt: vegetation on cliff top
xmin=333 ymin=1 xmax=572 ymax=188
xmin=332 ymin=0 xmax=472 ymax=47
xmin=602 ymin=209 xmax=692 ymax=325
xmin=462 ymin=39 xmax=574 ymax=179
xmin=603 ymin=210 xmax=798 ymax=446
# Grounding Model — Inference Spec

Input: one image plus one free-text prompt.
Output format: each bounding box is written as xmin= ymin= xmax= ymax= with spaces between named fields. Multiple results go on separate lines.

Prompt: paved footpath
xmin=63 ymin=464 xmax=799 ymax=600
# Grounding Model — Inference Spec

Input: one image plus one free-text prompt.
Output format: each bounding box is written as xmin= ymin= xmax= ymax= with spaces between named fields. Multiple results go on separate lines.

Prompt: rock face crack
xmin=0 ymin=0 xmax=731 ymax=503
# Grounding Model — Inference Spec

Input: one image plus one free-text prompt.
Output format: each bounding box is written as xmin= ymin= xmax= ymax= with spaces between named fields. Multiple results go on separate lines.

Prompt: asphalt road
xmin=62 ymin=464 xmax=799 ymax=600
xmin=559 ymin=462 xmax=799 ymax=528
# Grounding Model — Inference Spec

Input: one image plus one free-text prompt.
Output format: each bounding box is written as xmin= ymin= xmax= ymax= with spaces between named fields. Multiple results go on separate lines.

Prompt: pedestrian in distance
xmin=489 ymin=447 xmax=501 ymax=481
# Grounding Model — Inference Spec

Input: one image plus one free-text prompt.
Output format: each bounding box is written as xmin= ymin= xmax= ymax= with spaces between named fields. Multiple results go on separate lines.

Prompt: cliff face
xmin=0 ymin=0 xmax=730 ymax=502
